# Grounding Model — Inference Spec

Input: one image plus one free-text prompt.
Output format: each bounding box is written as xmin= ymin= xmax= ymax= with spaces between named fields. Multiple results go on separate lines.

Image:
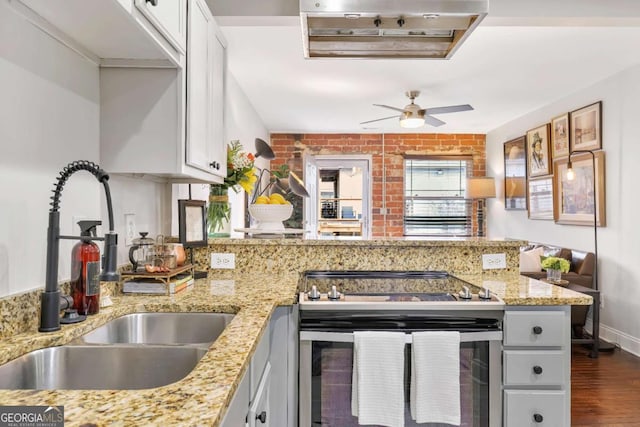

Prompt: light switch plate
xmin=482 ymin=253 xmax=506 ymax=269
xmin=211 ymin=253 xmax=235 ymax=269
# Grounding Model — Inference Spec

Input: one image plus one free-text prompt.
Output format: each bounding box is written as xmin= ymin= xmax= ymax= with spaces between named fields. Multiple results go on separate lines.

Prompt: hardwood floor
xmin=572 ymin=343 xmax=640 ymax=426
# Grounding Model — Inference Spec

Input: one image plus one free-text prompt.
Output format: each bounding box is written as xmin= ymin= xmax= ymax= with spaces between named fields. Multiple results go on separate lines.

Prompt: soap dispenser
xmin=70 ymin=220 xmax=102 ymax=315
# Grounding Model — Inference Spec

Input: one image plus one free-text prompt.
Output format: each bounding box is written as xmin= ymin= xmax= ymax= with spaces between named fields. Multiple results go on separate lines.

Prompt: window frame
xmin=403 ymin=155 xmax=473 ymax=237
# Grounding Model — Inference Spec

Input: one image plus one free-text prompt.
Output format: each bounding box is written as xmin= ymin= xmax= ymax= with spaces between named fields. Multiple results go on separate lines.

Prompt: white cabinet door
xmin=210 ymin=31 xmax=227 ymax=179
xmin=186 ymin=0 xmax=226 ymax=178
xmin=248 ymin=362 xmax=271 ymax=427
xmin=134 ymin=0 xmax=186 ymax=53
xmin=186 ymin=0 xmax=214 ymax=173
xmin=220 ymin=369 xmax=250 ymax=427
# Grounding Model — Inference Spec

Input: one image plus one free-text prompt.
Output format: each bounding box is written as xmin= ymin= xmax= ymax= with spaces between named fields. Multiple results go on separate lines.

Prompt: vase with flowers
xmin=208 ymin=140 xmax=257 ymax=237
xmin=541 ymin=256 xmax=571 ymax=282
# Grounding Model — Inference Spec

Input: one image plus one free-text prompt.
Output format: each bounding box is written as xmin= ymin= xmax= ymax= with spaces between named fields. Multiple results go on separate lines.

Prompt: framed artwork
xmin=551 ymin=113 xmax=570 ymax=159
xmin=570 ymin=101 xmax=602 ymax=151
xmin=527 ymin=177 xmax=554 ymax=220
xmin=553 ymin=151 xmax=606 ymax=226
xmin=178 ymin=199 xmax=208 ymax=247
xmin=503 ymin=136 xmax=527 ymax=210
xmin=526 ymin=123 xmax=552 ymax=177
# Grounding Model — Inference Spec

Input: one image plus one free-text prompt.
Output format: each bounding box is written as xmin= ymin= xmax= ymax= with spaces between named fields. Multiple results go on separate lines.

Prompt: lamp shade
xmin=254 ymin=138 xmax=276 ymax=160
xmin=466 ymin=177 xmax=496 ymax=199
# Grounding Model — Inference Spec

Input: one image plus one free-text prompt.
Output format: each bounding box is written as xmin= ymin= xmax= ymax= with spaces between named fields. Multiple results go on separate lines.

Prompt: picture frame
xmin=570 ymin=101 xmax=602 ymax=151
xmin=527 ymin=177 xmax=554 ymax=220
xmin=503 ymin=136 xmax=527 ymax=210
xmin=178 ymin=199 xmax=208 ymax=247
xmin=553 ymin=151 xmax=606 ymax=226
xmin=551 ymin=113 xmax=570 ymax=159
xmin=526 ymin=123 xmax=552 ymax=177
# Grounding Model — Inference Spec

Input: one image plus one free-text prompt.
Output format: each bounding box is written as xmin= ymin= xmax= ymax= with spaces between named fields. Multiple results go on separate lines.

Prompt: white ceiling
xmin=212 ymin=1 xmax=640 ymax=134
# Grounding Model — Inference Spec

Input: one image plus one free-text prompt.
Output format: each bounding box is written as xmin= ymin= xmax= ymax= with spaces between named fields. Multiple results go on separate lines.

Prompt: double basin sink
xmin=0 ymin=312 xmax=235 ymax=390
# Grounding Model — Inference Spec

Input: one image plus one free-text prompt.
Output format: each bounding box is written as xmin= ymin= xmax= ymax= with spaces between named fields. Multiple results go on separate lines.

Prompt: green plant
xmin=540 ymin=256 xmax=570 ymax=273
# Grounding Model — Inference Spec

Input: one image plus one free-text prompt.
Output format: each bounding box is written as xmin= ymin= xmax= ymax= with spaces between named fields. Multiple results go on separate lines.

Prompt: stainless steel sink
xmin=0 ymin=345 xmax=208 ymax=390
xmin=76 ymin=312 xmax=235 ymax=346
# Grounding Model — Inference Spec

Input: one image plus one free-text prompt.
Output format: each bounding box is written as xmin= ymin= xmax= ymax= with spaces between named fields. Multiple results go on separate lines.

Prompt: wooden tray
xmin=122 ymin=264 xmax=194 ymax=285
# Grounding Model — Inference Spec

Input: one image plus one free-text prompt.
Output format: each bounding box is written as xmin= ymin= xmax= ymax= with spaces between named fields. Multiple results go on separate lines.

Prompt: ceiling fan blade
xmin=360 ymin=115 xmax=400 ymax=125
xmin=373 ymin=104 xmax=406 ymax=113
xmin=423 ymin=115 xmax=446 ymax=127
xmin=422 ymin=104 xmax=474 ymax=115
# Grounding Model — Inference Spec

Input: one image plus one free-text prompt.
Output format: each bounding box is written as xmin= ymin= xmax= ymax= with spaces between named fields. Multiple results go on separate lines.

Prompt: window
xmin=404 ymin=156 xmax=473 ymax=236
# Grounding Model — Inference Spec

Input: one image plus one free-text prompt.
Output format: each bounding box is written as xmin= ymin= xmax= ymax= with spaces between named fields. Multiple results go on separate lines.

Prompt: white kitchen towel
xmin=351 ymin=331 xmax=405 ymax=427
xmin=410 ymin=331 xmax=461 ymax=425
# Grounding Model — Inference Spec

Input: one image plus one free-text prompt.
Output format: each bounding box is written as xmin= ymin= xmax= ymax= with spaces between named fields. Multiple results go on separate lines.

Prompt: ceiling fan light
xmin=399 ymin=112 xmax=424 ymax=128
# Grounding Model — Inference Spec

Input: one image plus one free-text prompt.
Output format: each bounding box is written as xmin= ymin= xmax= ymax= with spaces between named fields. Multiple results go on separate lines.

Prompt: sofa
xmin=519 ymin=243 xmax=596 ymax=335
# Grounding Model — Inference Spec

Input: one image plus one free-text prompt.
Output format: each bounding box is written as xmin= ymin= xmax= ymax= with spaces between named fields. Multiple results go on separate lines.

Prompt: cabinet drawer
xmin=504 ymin=311 xmax=565 ymax=347
xmin=250 ymin=329 xmax=271 ymax=398
xmin=504 ymin=350 xmax=565 ymax=386
xmin=504 ymin=390 xmax=566 ymax=426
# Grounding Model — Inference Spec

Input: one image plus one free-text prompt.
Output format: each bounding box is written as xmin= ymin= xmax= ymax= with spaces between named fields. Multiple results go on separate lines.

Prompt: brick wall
xmin=270 ymin=133 xmax=486 ymax=237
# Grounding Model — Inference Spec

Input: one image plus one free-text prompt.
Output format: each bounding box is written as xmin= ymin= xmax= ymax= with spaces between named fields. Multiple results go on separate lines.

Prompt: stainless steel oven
xmin=298 ymin=271 xmax=504 ymax=427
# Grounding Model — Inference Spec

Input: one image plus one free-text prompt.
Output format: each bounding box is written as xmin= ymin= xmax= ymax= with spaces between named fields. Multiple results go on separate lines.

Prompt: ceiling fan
xmin=361 ymin=91 xmax=473 ymax=128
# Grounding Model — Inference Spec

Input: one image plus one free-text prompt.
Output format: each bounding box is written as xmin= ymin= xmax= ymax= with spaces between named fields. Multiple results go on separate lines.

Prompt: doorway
xmin=304 ymin=155 xmax=371 ymax=239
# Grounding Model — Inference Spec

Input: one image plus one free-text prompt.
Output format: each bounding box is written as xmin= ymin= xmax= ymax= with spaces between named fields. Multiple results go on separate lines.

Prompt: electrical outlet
xmin=482 ymin=253 xmax=506 ymax=269
xmin=211 ymin=253 xmax=235 ymax=269
xmin=124 ymin=214 xmax=137 ymax=246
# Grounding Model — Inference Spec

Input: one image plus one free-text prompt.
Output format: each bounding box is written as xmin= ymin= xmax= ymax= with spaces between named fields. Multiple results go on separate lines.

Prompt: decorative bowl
xmin=248 ymin=204 xmax=293 ymax=231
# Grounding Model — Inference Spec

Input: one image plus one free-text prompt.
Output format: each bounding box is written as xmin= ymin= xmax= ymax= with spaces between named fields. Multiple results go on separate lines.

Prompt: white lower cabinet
xmin=221 ymin=306 xmax=297 ymax=427
xmin=248 ymin=362 xmax=271 ymax=427
xmin=503 ymin=307 xmax=571 ymax=426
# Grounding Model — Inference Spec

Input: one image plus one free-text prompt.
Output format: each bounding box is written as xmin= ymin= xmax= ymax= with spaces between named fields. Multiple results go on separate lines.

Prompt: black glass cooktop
xmin=301 ymin=270 xmax=479 ymax=296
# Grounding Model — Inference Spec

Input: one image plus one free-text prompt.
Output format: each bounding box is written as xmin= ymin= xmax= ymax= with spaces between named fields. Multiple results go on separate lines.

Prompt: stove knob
xmin=328 ymin=285 xmax=341 ymax=301
xmin=479 ymin=288 xmax=492 ymax=300
xmin=308 ymin=285 xmax=321 ymax=301
xmin=459 ymin=286 xmax=472 ymax=300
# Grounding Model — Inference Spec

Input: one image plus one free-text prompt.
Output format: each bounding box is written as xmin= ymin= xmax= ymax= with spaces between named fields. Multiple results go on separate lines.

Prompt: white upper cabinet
xmin=99 ymin=0 xmax=227 ymax=183
xmin=186 ymin=0 xmax=226 ymax=178
xmin=134 ymin=0 xmax=186 ymax=56
xmin=16 ymin=0 xmax=185 ymax=66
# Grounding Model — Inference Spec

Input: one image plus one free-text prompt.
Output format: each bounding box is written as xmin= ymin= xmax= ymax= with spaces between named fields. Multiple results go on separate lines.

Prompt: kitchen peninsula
xmin=0 ymin=238 xmax=591 ymax=426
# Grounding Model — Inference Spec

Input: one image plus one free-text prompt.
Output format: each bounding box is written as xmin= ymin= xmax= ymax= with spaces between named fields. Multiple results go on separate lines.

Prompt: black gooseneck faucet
xmin=39 ymin=160 xmax=120 ymax=332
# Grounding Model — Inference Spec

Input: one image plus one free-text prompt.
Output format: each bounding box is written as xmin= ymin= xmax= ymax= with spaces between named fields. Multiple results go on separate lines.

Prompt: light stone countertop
xmin=0 ymin=271 xmax=590 ymax=426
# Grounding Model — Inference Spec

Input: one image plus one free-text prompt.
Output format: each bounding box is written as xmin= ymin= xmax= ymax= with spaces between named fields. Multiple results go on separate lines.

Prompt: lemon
xmin=255 ymin=195 xmax=270 ymax=204
xmin=269 ymin=193 xmax=287 ymax=204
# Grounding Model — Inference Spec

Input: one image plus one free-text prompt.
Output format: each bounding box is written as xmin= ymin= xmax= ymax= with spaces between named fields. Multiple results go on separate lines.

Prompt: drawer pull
xmin=256 ymin=411 xmax=267 ymax=423
xmin=532 ymin=326 xmax=543 ymax=335
xmin=533 ymin=365 xmax=543 ymax=375
xmin=533 ymin=413 xmax=544 ymax=423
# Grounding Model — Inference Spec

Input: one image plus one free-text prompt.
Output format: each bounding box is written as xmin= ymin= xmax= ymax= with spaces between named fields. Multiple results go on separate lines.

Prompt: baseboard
xmin=584 ymin=318 xmax=640 ymax=357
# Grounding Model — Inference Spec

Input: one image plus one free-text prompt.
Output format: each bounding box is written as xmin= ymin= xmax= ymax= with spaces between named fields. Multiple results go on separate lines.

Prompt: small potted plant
xmin=540 ymin=256 xmax=571 ymax=282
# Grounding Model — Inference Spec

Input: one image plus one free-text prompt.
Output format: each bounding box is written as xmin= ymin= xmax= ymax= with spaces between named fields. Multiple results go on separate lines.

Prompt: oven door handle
xmin=300 ymin=330 xmax=502 ymax=343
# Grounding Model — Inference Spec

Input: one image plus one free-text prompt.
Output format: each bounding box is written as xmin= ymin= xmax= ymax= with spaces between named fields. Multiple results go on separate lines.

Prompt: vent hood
xmin=300 ymin=0 xmax=488 ymax=59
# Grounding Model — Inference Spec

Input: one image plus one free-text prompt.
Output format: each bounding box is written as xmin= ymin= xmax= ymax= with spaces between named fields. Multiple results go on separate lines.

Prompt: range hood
xmin=300 ymin=0 xmax=488 ymax=59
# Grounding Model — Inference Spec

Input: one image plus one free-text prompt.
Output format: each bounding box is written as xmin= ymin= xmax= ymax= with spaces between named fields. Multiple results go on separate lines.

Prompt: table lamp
xmin=466 ymin=177 xmax=496 ymax=237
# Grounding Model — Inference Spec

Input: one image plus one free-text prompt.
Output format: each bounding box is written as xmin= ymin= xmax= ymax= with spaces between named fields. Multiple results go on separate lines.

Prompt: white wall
xmin=0 ymin=5 xmax=170 ymax=297
xmin=172 ymin=72 xmax=269 ymax=237
xmin=487 ymin=64 xmax=640 ymax=355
